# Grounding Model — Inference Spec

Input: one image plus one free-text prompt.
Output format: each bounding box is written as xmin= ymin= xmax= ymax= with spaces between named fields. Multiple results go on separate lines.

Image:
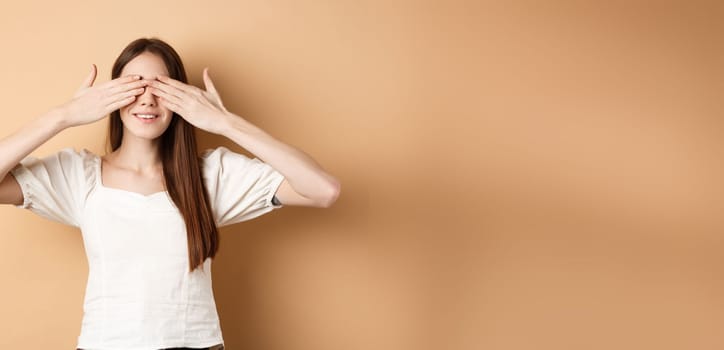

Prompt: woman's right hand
xmin=59 ymin=64 xmax=149 ymax=127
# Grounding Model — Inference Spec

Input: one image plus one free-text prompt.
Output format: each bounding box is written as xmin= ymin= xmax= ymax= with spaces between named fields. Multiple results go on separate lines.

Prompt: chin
xmin=124 ymin=127 xmax=168 ymax=140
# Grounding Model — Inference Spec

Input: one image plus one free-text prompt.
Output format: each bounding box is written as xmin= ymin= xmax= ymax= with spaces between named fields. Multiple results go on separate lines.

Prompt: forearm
xmin=0 ymin=109 xmax=69 ymax=178
xmin=221 ymin=115 xmax=340 ymax=202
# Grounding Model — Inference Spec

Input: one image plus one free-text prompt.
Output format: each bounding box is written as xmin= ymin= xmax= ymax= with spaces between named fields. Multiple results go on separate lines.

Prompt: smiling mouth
xmin=134 ymin=113 xmax=159 ymax=120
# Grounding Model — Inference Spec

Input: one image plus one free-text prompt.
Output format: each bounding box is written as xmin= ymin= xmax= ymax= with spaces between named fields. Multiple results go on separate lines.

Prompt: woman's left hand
xmin=148 ymin=68 xmax=235 ymax=135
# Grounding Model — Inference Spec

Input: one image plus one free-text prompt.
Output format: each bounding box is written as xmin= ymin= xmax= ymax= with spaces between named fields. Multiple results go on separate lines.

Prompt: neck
xmin=110 ymin=132 xmax=163 ymax=172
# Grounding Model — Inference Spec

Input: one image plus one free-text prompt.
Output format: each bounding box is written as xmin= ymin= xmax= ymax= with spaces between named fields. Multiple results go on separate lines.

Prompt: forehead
xmin=120 ymin=51 xmax=169 ymax=79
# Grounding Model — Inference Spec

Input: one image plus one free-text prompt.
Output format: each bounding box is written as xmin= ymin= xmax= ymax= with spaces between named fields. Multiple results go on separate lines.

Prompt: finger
xmin=102 ymin=87 xmax=144 ymax=113
xmin=203 ymin=68 xmax=219 ymax=96
xmin=157 ymin=75 xmax=200 ymax=95
xmin=157 ymin=96 xmax=183 ymax=115
xmin=107 ymin=79 xmax=149 ymax=95
xmin=108 ymin=87 xmax=145 ymax=103
xmin=81 ymin=64 xmax=97 ymax=88
xmin=148 ymin=86 xmax=184 ymax=106
xmin=203 ymin=68 xmax=226 ymax=111
xmin=75 ymin=64 xmax=97 ymax=96
xmin=99 ymin=74 xmax=143 ymax=90
xmin=148 ymin=80 xmax=186 ymax=101
xmin=105 ymin=95 xmax=137 ymax=113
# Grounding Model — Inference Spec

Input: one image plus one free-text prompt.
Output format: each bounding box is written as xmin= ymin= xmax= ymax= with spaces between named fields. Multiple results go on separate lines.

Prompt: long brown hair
xmin=108 ymin=38 xmax=219 ymax=272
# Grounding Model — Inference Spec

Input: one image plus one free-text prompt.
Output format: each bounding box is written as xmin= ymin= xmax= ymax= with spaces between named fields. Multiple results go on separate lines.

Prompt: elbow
xmin=318 ymin=179 xmax=341 ymax=208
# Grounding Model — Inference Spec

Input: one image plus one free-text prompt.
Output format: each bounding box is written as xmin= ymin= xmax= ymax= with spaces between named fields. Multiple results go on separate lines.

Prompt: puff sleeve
xmin=201 ymin=146 xmax=285 ymax=227
xmin=10 ymin=147 xmax=94 ymax=228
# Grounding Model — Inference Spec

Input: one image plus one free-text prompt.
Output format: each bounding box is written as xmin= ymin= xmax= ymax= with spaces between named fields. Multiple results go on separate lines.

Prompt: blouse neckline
xmin=94 ymin=153 xmax=169 ymax=199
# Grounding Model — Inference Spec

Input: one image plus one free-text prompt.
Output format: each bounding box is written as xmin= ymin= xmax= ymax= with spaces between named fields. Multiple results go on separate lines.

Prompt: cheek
xmin=119 ymin=104 xmax=134 ymax=118
xmin=161 ymin=106 xmax=172 ymax=116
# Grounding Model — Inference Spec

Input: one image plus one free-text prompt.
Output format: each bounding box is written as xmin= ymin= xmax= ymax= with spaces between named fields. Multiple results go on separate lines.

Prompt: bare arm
xmin=149 ymin=70 xmax=341 ymax=208
xmin=0 ymin=110 xmax=69 ymax=205
xmin=0 ymin=110 xmax=68 ymax=177
xmin=221 ymin=117 xmax=340 ymax=208
xmin=0 ymin=65 xmax=149 ymax=206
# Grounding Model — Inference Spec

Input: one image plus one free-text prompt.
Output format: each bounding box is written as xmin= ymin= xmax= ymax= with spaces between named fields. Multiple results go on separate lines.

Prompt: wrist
xmin=41 ymin=107 xmax=73 ymax=132
xmin=220 ymin=112 xmax=258 ymax=138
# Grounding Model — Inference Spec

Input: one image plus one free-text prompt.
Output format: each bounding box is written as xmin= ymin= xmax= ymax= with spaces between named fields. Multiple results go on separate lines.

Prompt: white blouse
xmin=10 ymin=146 xmax=285 ymax=350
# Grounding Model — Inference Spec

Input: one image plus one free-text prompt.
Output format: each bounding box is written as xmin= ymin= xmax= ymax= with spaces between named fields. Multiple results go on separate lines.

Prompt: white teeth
xmin=136 ymin=114 xmax=157 ymax=119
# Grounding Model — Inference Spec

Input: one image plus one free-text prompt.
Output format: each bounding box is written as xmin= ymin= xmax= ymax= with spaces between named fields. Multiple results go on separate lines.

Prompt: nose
xmin=137 ymin=84 xmax=157 ymax=107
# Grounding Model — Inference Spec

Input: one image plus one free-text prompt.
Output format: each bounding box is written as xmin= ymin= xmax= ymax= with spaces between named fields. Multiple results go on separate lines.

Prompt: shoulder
xmin=199 ymin=147 xmax=275 ymax=185
xmin=59 ymin=147 xmax=100 ymax=170
xmin=200 ymin=146 xmax=243 ymax=160
xmin=200 ymin=146 xmax=229 ymax=160
xmin=199 ymin=146 xmax=259 ymax=169
xmin=51 ymin=147 xmax=100 ymax=188
xmin=51 ymin=147 xmax=98 ymax=160
xmin=18 ymin=147 xmax=98 ymax=168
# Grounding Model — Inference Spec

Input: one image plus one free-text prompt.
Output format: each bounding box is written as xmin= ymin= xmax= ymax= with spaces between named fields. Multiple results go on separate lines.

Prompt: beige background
xmin=1 ymin=0 xmax=723 ymax=349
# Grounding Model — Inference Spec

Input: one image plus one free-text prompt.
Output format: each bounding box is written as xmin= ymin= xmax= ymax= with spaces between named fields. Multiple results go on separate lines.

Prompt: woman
xmin=0 ymin=38 xmax=340 ymax=350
